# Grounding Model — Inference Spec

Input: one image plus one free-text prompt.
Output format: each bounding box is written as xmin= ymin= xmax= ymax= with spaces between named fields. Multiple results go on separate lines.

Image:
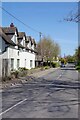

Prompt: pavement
xmin=0 ymin=67 xmax=59 ymax=89
xmin=0 ymin=64 xmax=80 ymax=119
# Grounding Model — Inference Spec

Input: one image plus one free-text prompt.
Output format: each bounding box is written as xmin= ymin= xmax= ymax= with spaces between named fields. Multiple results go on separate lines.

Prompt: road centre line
xmin=56 ymin=72 xmax=64 ymax=80
xmin=0 ymin=98 xmax=27 ymax=116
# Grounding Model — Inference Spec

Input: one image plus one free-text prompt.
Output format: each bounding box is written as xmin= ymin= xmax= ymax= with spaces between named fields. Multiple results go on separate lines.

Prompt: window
xmin=17 ymin=59 xmax=20 ymax=69
xmin=30 ymin=60 xmax=33 ymax=68
xmin=18 ymin=51 xmax=19 ymax=56
xmin=11 ymin=58 xmax=14 ymax=70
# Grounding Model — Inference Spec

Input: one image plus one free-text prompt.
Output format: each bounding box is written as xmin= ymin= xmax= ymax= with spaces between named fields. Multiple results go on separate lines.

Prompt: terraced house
xmin=0 ymin=23 xmax=37 ymax=78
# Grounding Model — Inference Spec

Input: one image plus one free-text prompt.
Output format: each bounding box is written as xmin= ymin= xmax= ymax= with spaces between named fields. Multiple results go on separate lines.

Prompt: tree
xmin=64 ymin=2 xmax=80 ymax=23
xmin=66 ymin=55 xmax=75 ymax=63
xmin=59 ymin=57 xmax=67 ymax=64
xmin=74 ymin=46 xmax=80 ymax=65
xmin=53 ymin=43 xmax=61 ymax=60
xmin=37 ymin=36 xmax=61 ymax=63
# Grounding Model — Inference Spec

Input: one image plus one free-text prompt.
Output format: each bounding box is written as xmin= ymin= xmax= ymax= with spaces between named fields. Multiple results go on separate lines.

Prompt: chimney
xmin=10 ymin=23 xmax=14 ymax=27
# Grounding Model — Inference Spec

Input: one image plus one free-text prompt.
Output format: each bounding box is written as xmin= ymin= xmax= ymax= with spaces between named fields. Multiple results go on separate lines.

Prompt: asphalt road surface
xmin=1 ymin=64 xmax=80 ymax=118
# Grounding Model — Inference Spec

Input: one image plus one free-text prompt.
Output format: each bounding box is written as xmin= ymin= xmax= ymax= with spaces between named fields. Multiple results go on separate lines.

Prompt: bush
xmin=18 ymin=67 xmax=28 ymax=71
xmin=76 ymin=66 xmax=80 ymax=70
xmin=11 ymin=70 xmax=19 ymax=78
xmin=51 ymin=62 xmax=60 ymax=68
xmin=51 ymin=62 xmax=57 ymax=68
xmin=44 ymin=66 xmax=50 ymax=69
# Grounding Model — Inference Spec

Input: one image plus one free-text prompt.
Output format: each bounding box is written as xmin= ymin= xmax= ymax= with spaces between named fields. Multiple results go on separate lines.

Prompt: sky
xmin=1 ymin=2 xmax=78 ymax=57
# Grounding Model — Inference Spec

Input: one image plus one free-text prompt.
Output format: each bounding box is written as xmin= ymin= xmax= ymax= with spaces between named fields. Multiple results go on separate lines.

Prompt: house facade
xmin=0 ymin=23 xmax=37 ymax=78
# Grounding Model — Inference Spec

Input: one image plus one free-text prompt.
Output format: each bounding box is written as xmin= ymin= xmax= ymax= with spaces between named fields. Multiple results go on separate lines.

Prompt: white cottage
xmin=0 ymin=23 xmax=37 ymax=78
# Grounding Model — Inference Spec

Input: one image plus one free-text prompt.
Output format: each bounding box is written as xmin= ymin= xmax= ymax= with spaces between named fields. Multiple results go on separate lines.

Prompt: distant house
xmin=0 ymin=23 xmax=37 ymax=78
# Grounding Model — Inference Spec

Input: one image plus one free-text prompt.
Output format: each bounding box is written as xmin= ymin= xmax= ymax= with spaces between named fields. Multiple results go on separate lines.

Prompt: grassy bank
xmin=76 ymin=65 xmax=80 ymax=72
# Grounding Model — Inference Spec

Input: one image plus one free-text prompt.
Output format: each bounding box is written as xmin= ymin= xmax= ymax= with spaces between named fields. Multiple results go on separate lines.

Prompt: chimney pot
xmin=10 ymin=23 xmax=14 ymax=27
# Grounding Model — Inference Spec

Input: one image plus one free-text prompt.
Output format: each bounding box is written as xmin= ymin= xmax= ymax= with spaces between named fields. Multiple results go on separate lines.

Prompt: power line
xmin=0 ymin=6 xmax=44 ymax=36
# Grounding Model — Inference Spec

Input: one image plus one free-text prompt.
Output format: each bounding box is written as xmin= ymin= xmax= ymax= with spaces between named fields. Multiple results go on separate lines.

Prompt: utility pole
xmin=39 ymin=32 xmax=42 ymax=55
xmin=39 ymin=32 xmax=43 ymax=67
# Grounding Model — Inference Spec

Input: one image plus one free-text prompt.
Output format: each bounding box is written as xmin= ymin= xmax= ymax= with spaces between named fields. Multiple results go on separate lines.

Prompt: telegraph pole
xmin=39 ymin=32 xmax=43 ymax=67
xmin=39 ymin=32 xmax=42 ymax=55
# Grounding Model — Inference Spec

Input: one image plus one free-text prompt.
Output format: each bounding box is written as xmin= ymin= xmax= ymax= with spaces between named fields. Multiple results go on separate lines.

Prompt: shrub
xmin=11 ymin=70 xmax=19 ymax=78
xmin=51 ymin=62 xmax=57 ymax=68
xmin=44 ymin=66 xmax=50 ymax=69
xmin=51 ymin=62 xmax=60 ymax=68
xmin=76 ymin=66 xmax=80 ymax=70
xmin=18 ymin=67 xmax=28 ymax=71
xmin=18 ymin=67 xmax=28 ymax=77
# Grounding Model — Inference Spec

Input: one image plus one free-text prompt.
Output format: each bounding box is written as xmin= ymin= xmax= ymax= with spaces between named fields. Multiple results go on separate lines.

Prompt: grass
xmin=76 ymin=65 xmax=80 ymax=72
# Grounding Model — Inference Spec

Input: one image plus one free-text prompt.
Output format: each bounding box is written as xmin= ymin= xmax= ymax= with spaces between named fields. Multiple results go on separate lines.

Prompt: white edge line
xmin=0 ymin=98 xmax=27 ymax=116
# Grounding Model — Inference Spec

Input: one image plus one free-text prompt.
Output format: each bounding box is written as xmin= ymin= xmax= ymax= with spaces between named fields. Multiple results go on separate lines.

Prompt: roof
xmin=0 ymin=27 xmax=16 ymax=46
xmin=26 ymin=36 xmax=36 ymax=45
xmin=17 ymin=43 xmax=25 ymax=48
xmin=2 ymin=27 xmax=18 ymax=34
xmin=18 ymin=32 xmax=26 ymax=39
xmin=26 ymin=36 xmax=32 ymax=41
xmin=32 ymin=38 xmax=36 ymax=45
xmin=25 ymin=46 xmax=30 ymax=50
xmin=1 ymin=26 xmax=37 ymax=51
xmin=17 ymin=39 xmax=25 ymax=48
xmin=2 ymin=27 xmax=19 ymax=39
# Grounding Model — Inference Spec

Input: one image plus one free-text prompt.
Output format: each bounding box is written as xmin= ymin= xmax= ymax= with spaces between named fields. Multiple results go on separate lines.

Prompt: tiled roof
xmin=32 ymin=38 xmax=36 ymax=45
xmin=17 ymin=43 xmax=25 ymax=48
xmin=26 ymin=36 xmax=36 ymax=45
xmin=31 ymin=48 xmax=37 ymax=53
xmin=18 ymin=32 xmax=26 ymax=38
xmin=0 ymin=27 xmax=16 ymax=46
xmin=26 ymin=36 xmax=32 ymax=41
xmin=1 ymin=26 xmax=37 ymax=51
xmin=25 ymin=46 xmax=30 ymax=50
xmin=2 ymin=27 xmax=18 ymax=34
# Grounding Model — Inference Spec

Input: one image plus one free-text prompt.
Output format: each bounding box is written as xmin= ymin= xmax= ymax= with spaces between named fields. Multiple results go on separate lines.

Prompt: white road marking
xmin=0 ymin=90 xmax=3 ymax=93
xmin=57 ymin=74 xmax=62 ymax=79
xmin=0 ymin=98 xmax=27 ymax=116
xmin=76 ymin=71 xmax=78 ymax=73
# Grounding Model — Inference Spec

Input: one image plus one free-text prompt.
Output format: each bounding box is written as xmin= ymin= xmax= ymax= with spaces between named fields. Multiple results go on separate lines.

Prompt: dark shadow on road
xmin=60 ymin=68 xmax=76 ymax=71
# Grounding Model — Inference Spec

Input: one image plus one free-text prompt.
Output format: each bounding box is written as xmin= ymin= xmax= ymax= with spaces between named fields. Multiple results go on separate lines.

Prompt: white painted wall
xmin=19 ymin=51 xmax=35 ymax=69
xmin=0 ymin=36 xmax=36 ymax=77
xmin=23 ymin=36 xmax=26 ymax=47
xmin=0 ymin=36 xmax=2 ymax=53
xmin=0 ymin=55 xmax=2 ymax=78
xmin=27 ymin=41 xmax=31 ymax=49
xmin=11 ymin=31 xmax=17 ymax=44
xmin=32 ymin=44 xmax=34 ymax=50
xmin=8 ymin=47 xmax=20 ymax=70
xmin=1 ymin=45 xmax=36 ymax=70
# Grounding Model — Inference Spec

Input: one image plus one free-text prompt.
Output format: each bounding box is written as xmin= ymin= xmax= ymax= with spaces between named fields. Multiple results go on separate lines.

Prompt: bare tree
xmin=64 ymin=2 xmax=80 ymax=23
xmin=37 ymin=36 xmax=60 ymax=62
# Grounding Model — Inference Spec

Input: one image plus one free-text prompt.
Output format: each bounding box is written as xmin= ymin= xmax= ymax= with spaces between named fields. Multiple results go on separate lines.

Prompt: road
xmin=1 ymin=64 xmax=80 ymax=119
